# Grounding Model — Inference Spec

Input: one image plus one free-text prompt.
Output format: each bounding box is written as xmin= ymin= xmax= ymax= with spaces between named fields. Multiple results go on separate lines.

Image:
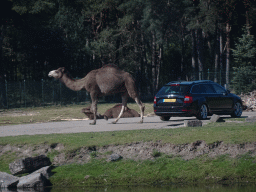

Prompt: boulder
xmin=184 ymin=120 xmax=202 ymax=127
xmin=32 ymin=166 xmax=52 ymax=180
xmin=210 ymin=114 xmax=224 ymax=122
xmin=9 ymin=155 xmax=51 ymax=175
xmin=17 ymin=173 xmax=45 ymax=190
xmin=108 ymin=153 xmax=122 ymax=161
xmin=245 ymin=116 xmax=256 ymax=123
xmin=0 ymin=172 xmax=19 ymax=188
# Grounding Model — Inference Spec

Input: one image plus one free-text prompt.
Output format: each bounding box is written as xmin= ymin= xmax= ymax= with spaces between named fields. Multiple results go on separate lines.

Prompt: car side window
xmin=212 ymin=84 xmax=226 ymax=94
xmin=191 ymin=85 xmax=206 ymax=93
xmin=191 ymin=85 xmax=201 ymax=93
xmin=203 ymin=84 xmax=215 ymax=93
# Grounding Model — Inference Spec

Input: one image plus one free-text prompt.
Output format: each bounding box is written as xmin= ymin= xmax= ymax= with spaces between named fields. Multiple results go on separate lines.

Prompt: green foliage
xmin=231 ymin=66 xmax=256 ymax=94
xmin=2 ymin=0 xmax=256 ymax=96
xmin=232 ymin=26 xmax=256 ymax=67
xmin=231 ymin=26 xmax=256 ymax=94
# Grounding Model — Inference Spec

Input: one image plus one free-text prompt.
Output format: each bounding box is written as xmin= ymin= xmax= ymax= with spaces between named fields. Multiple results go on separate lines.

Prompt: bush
xmin=231 ymin=66 xmax=256 ymax=94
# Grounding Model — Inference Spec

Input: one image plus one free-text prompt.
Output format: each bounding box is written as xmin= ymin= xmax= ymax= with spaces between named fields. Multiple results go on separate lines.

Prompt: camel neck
xmin=60 ymin=74 xmax=84 ymax=91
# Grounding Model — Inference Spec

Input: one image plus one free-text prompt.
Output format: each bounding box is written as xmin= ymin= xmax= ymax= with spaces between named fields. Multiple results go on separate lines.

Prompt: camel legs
xmin=90 ymin=94 xmax=98 ymax=125
xmin=112 ymin=92 xmax=128 ymax=124
xmin=135 ymin=97 xmax=145 ymax=123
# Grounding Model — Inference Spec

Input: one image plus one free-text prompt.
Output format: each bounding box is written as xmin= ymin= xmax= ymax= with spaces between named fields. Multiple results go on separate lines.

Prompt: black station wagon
xmin=153 ymin=80 xmax=243 ymax=121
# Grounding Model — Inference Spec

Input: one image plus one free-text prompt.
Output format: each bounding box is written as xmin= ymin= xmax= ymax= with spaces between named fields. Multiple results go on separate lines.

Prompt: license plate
xmin=164 ymin=99 xmax=176 ymax=102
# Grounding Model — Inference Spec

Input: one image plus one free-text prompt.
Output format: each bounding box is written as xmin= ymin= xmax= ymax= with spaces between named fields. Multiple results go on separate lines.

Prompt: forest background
xmin=0 ymin=0 xmax=256 ymax=108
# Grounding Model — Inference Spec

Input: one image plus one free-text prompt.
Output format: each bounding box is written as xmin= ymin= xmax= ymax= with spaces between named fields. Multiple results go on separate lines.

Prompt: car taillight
xmin=184 ymin=96 xmax=193 ymax=103
xmin=154 ymin=96 xmax=156 ymax=104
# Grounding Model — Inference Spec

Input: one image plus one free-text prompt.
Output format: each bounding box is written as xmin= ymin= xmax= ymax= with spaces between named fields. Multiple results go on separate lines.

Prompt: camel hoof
xmin=138 ymin=121 xmax=143 ymax=124
xmin=90 ymin=122 xmax=96 ymax=125
xmin=112 ymin=121 xmax=117 ymax=124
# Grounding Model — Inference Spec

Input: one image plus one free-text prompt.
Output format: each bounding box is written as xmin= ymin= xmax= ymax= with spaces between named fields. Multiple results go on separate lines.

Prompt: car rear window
xmin=157 ymin=84 xmax=190 ymax=95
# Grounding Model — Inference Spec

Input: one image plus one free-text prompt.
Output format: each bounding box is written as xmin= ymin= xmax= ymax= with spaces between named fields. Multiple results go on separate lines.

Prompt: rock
xmin=9 ymin=155 xmax=51 ymax=175
xmin=32 ymin=166 xmax=52 ymax=180
xmin=210 ymin=114 xmax=224 ymax=122
xmin=0 ymin=172 xmax=19 ymax=188
xmin=108 ymin=153 xmax=122 ymax=161
xmin=240 ymin=91 xmax=256 ymax=111
xmin=245 ymin=116 xmax=256 ymax=123
xmin=17 ymin=173 xmax=45 ymax=190
xmin=184 ymin=120 xmax=202 ymax=127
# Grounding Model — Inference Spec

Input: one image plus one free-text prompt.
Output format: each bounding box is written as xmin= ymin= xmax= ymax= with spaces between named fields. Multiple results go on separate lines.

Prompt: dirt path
xmin=0 ymin=112 xmax=255 ymax=137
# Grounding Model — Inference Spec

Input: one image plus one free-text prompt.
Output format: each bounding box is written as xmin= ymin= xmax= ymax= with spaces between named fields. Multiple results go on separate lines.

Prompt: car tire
xmin=160 ymin=116 xmax=170 ymax=121
xmin=231 ymin=102 xmax=242 ymax=118
xmin=196 ymin=104 xmax=208 ymax=120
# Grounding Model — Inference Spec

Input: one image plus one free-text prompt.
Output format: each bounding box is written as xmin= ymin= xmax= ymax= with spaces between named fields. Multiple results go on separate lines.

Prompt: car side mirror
xmin=223 ymin=90 xmax=230 ymax=96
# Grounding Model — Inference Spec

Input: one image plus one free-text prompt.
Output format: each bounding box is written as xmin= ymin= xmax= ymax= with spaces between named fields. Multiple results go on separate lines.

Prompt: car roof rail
xmin=165 ymin=80 xmax=215 ymax=85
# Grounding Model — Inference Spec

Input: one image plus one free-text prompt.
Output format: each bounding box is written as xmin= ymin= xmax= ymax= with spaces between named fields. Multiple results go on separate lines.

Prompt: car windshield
xmin=157 ymin=84 xmax=189 ymax=95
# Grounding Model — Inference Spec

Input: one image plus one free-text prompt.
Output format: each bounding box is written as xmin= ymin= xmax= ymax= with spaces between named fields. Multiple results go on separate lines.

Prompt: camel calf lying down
xmin=82 ymin=104 xmax=140 ymax=120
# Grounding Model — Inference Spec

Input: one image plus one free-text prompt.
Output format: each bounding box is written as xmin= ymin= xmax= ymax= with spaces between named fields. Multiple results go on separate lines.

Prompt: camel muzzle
xmin=48 ymin=70 xmax=57 ymax=78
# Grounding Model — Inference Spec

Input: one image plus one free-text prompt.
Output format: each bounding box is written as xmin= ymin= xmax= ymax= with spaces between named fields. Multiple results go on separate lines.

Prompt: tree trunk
xmin=191 ymin=30 xmax=197 ymax=81
xmin=0 ymin=25 xmax=7 ymax=107
xmin=196 ymin=28 xmax=204 ymax=80
xmin=219 ymin=28 xmax=224 ymax=84
xmin=245 ymin=10 xmax=250 ymax=35
xmin=151 ymin=31 xmax=157 ymax=94
xmin=140 ymin=33 xmax=147 ymax=94
xmin=225 ymin=22 xmax=231 ymax=89
xmin=214 ymin=27 xmax=220 ymax=82
xmin=155 ymin=45 xmax=162 ymax=91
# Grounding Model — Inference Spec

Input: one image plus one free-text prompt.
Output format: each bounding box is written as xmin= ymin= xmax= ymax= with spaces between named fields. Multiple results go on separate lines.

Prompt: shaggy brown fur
xmin=81 ymin=107 xmax=107 ymax=120
xmin=82 ymin=104 xmax=140 ymax=120
xmin=103 ymin=104 xmax=140 ymax=118
xmin=48 ymin=64 xmax=145 ymax=125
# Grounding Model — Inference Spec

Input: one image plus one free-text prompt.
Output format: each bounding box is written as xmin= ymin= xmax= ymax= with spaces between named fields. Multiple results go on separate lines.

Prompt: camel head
xmin=48 ymin=67 xmax=65 ymax=79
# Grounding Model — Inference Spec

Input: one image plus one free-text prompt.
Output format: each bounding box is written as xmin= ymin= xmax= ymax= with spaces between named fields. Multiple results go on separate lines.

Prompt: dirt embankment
xmin=1 ymin=141 xmax=256 ymax=165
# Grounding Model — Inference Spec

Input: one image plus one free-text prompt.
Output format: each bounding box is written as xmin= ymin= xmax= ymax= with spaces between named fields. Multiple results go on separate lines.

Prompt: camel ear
xmin=60 ymin=67 xmax=66 ymax=73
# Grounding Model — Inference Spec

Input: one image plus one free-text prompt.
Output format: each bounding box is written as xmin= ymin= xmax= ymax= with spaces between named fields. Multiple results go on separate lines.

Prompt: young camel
xmin=48 ymin=64 xmax=145 ymax=125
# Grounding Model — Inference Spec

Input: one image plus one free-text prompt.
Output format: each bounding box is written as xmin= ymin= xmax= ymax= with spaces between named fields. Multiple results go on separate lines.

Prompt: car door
xmin=211 ymin=84 xmax=233 ymax=112
xmin=200 ymin=84 xmax=218 ymax=113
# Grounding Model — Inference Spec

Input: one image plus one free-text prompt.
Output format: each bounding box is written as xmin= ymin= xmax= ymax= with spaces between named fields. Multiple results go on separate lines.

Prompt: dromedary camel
xmin=48 ymin=64 xmax=145 ymax=125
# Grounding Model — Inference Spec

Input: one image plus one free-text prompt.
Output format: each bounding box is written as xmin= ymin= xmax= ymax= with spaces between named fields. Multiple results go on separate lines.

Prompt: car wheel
xmin=231 ymin=102 xmax=242 ymax=118
xmin=160 ymin=116 xmax=170 ymax=121
xmin=196 ymin=104 xmax=208 ymax=120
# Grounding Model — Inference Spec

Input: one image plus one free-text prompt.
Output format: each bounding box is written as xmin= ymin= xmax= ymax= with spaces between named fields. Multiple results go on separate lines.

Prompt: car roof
xmin=165 ymin=80 xmax=214 ymax=86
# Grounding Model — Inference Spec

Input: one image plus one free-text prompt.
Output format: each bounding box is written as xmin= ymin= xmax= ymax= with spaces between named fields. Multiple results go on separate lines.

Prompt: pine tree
xmin=231 ymin=26 xmax=256 ymax=94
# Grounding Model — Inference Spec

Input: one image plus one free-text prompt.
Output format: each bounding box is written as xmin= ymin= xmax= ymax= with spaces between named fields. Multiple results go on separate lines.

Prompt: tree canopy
xmin=1 ymin=0 xmax=256 ymax=95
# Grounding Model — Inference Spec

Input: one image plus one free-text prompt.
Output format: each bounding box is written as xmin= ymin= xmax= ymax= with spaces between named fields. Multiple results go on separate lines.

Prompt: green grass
xmin=1 ymin=104 xmax=256 ymax=186
xmin=49 ymin=154 xmax=256 ymax=186
xmin=0 ymin=122 xmax=255 ymax=149
xmin=0 ymin=102 xmax=153 ymax=125
xmin=0 ymin=151 xmax=17 ymax=173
